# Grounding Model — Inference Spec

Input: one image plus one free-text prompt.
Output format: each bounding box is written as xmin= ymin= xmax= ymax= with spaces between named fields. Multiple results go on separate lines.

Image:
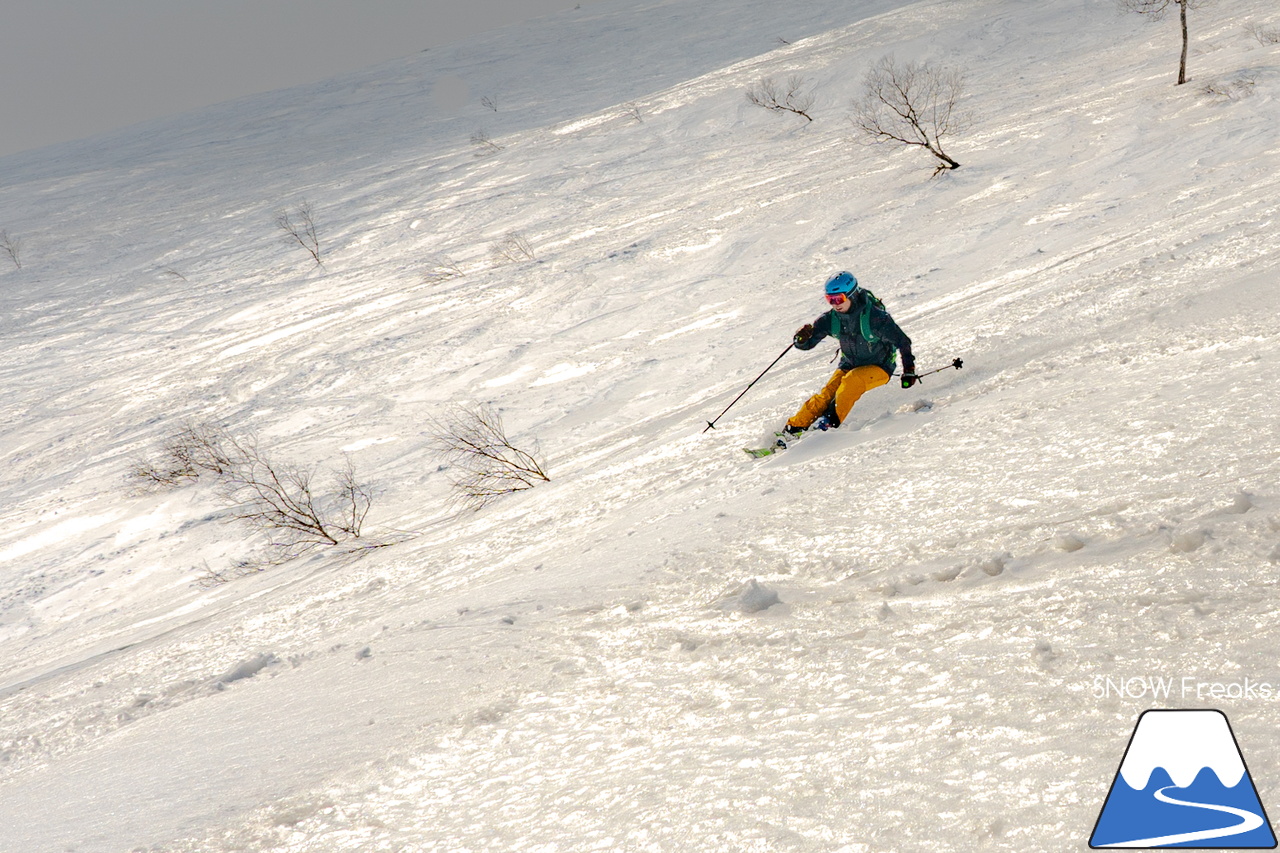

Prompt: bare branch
xmin=0 ymin=230 xmax=21 ymax=270
xmin=215 ymin=435 xmax=341 ymax=551
xmin=852 ymin=56 xmax=965 ymax=175
xmin=128 ymin=420 xmax=237 ymax=489
xmin=131 ymin=422 xmax=376 ymax=563
xmin=471 ymin=130 xmax=504 ymax=157
xmin=276 ymin=202 xmax=322 ymax=266
xmin=333 ymin=455 xmax=374 ymax=538
xmin=1200 ymin=76 xmax=1256 ymax=100
xmin=746 ymin=75 xmax=815 ymax=122
xmin=428 ymin=404 xmax=550 ymax=511
xmin=490 ymin=231 xmax=536 ymax=265
xmin=1119 ymin=0 xmax=1175 ymax=17
xmin=423 ymin=256 xmax=464 ymax=284
xmin=1248 ymin=22 xmax=1280 ymax=45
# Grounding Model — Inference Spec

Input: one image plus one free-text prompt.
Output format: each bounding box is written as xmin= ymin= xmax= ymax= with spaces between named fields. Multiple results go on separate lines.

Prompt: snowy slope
xmin=2 ymin=0 xmax=1279 ymax=850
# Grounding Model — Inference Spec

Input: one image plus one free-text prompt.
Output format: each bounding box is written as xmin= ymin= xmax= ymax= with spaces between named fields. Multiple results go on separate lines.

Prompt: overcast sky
xmin=0 ymin=0 xmax=599 ymax=159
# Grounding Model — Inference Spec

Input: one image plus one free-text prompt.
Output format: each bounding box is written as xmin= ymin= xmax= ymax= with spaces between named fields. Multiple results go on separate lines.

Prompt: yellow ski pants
xmin=787 ymin=365 xmax=890 ymax=430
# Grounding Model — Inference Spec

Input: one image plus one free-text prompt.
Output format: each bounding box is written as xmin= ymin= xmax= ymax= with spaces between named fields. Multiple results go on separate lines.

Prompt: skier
xmin=784 ymin=271 xmax=916 ymax=435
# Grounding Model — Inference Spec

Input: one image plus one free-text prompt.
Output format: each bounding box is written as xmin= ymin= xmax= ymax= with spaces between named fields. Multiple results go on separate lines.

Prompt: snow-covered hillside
xmin=2 ymin=0 xmax=1279 ymax=850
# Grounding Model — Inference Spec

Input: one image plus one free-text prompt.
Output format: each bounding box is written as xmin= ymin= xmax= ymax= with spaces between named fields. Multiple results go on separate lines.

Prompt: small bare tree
xmin=471 ymin=130 xmax=504 ymax=157
xmin=422 ymin=256 xmax=464 ymax=284
xmin=1 ymin=230 xmax=21 ymax=269
xmin=428 ymin=403 xmax=550 ymax=511
xmin=331 ymin=457 xmax=376 ymax=541
xmin=1200 ymin=76 xmax=1256 ymax=100
xmin=129 ymin=421 xmax=237 ymax=488
xmin=132 ymin=422 xmax=374 ymax=560
xmin=852 ymin=56 xmax=965 ymax=175
xmin=276 ymin=202 xmax=322 ymax=266
xmin=1246 ymin=22 xmax=1280 ymax=45
xmin=490 ymin=231 xmax=536 ymax=265
xmin=218 ymin=440 xmax=371 ymax=555
xmin=1121 ymin=0 xmax=1212 ymax=85
xmin=746 ymin=75 xmax=815 ymax=122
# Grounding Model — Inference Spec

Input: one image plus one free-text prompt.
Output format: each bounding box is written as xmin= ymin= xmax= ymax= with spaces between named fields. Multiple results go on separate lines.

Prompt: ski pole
xmin=920 ymin=357 xmax=964 ymax=377
xmin=899 ymin=357 xmax=964 ymax=384
xmin=703 ymin=344 xmax=794 ymax=433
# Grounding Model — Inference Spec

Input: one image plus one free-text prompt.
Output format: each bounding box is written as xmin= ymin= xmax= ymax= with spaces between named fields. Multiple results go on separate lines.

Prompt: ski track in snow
xmin=2 ymin=0 xmax=1280 ymax=850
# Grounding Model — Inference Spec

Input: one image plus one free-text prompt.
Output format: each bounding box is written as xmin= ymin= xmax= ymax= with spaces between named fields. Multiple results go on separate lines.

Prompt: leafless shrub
xmin=1120 ymin=0 xmax=1213 ymax=85
xmin=196 ymin=561 xmax=242 ymax=588
xmin=490 ymin=231 xmax=536 ymax=265
xmin=423 ymin=256 xmax=464 ymax=284
xmin=745 ymin=75 xmax=815 ymax=122
xmin=1 ymin=230 xmax=21 ymax=269
xmin=852 ymin=55 xmax=966 ymax=175
xmin=276 ymin=202 xmax=322 ymax=266
xmin=623 ymin=102 xmax=644 ymax=123
xmin=162 ymin=268 xmax=189 ymax=283
xmin=218 ymin=439 xmax=371 ymax=556
xmin=428 ymin=403 xmax=550 ymax=511
xmin=129 ymin=421 xmax=237 ymax=489
xmin=131 ymin=458 xmax=193 ymax=491
xmin=481 ymin=96 xmax=498 ymax=112
xmin=1200 ymin=76 xmax=1257 ymax=99
xmin=1247 ymin=22 xmax=1280 ymax=45
xmin=471 ymin=130 xmax=504 ymax=156
xmin=133 ymin=422 xmax=374 ymax=561
xmin=331 ymin=457 xmax=376 ymax=541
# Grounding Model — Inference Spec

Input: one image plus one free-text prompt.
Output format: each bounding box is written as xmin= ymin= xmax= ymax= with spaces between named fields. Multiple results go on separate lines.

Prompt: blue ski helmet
xmin=824 ymin=271 xmax=858 ymax=297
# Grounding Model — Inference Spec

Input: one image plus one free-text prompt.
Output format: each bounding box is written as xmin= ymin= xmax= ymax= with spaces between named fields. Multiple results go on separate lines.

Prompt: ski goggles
xmin=826 ymin=291 xmax=851 ymax=305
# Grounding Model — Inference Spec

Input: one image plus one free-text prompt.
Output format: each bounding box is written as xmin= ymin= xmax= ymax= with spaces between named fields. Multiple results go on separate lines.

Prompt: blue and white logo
xmin=1091 ymin=710 xmax=1276 ymax=848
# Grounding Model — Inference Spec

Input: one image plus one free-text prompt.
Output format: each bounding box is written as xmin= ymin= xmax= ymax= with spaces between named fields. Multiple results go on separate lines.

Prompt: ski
xmin=744 ymin=431 xmax=800 ymax=459
xmin=744 ymin=443 xmax=781 ymax=458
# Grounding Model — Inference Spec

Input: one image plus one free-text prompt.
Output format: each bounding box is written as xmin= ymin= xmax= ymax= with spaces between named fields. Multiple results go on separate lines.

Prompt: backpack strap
xmin=859 ymin=301 xmax=877 ymax=344
xmin=857 ymin=289 xmax=884 ymax=344
xmin=831 ymin=290 xmax=885 ymax=345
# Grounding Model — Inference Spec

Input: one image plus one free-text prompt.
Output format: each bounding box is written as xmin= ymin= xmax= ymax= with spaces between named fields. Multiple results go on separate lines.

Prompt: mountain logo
xmin=1091 ymin=709 xmax=1276 ymax=849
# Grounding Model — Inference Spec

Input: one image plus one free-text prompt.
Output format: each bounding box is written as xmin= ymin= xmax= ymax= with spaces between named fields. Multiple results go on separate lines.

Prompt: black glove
xmin=793 ymin=323 xmax=815 ymax=347
xmin=901 ymin=372 xmax=919 ymax=389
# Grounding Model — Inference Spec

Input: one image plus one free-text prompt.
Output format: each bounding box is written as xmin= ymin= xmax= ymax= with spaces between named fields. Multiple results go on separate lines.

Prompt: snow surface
xmin=1 ymin=0 xmax=1279 ymax=850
